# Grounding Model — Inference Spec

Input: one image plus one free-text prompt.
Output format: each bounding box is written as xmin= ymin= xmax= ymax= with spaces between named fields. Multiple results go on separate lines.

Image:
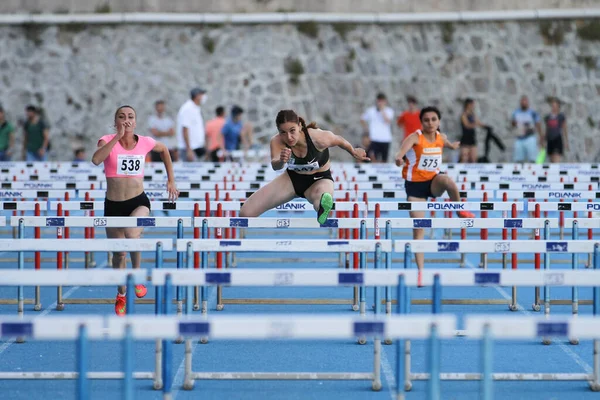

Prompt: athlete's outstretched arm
xmin=441 ymin=133 xmax=460 ymax=150
xmin=314 ymin=129 xmax=369 ymax=161
xmin=394 ymin=133 xmax=418 ymax=166
xmin=153 ymin=141 xmax=179 ymax=202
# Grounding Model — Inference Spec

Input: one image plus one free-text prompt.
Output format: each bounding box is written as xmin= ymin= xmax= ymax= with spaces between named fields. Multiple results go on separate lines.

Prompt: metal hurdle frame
xmin=177 ymin=238 xmax=391 ymax=322
xmin=152 ymin=267 xmax=600 ymax=398
xmin=9 ymin=216 xmax=191 ymax=311
xmin=466 ymin=315 xmax=600 ymax=398
xmin=395 ymin=240 xmax=600 ymax=392
xmin=0 ymin=268 xmax=166 ymax=390
xmin=0 ymin=314 xmax=456 ymax=399
xmin=0 ymin=201 xmax=46 ymax=309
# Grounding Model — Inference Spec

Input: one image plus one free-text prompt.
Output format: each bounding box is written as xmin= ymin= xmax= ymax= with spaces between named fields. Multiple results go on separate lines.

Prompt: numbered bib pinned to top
xmin=117 ymin=154 xmax=144 ymax=176
xmin=418 ymin=154 xmax=441 ymax=172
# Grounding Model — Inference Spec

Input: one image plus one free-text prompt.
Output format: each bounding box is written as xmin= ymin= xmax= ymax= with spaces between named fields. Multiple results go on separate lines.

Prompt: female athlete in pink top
xmin=92 ymin=105 xmax=179 ymax=316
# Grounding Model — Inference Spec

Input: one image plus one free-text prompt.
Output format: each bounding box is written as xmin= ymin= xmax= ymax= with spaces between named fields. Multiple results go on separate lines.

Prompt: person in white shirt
xmin=176 ymin=87 xmax=207 ymax=162
xmin=360 ymin=93 xmax=394 ymax=163
xmin=148 ymin=100 xmax=177 ymax=162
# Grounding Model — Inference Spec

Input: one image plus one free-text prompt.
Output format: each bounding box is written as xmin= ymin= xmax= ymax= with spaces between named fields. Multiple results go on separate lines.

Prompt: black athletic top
xmin=287 ymin=129 xmax=330 ymax=173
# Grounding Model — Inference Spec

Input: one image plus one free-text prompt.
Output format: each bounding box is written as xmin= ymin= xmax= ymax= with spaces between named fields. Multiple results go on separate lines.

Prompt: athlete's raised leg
xmin=239 ymin=172 xmax=297 ymax=217
xmin=430 ymin=174 xmax=474 ymax=218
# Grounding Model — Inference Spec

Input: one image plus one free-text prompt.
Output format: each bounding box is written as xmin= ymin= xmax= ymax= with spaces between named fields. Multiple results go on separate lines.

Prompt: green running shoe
xmin=317 ymin=192 xmax=334 ymax=225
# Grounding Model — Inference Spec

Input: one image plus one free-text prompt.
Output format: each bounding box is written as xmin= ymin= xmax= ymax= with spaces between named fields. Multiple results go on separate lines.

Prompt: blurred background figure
xmin=361 ymin=92 xmax=394 ymax=163
xmin=396 ymin=96 xmax=421 ymax=140
xmin=0 ymin=106 xmax=15 ymax=161
xmin=511 ymin=95 xmax=542 ymax=163
xmin=148 ymin=100 xmax=177 ymax=162
xmin=544 ymin=98 xmax=568 ymax=163
xmin=222 ymin=105 xmax=254 ymax=161
xmin=459 ymin=98 xmax=485 ymax=163
xmin=177 ymin=87 xmax=207 ymax=162
xmin=204 ymin=106 xmax=226 ymax=162
xmin=22 ymin=105 xmax=50 ymax=162
xmin=73 ymin=147 xmax=86 ymax=163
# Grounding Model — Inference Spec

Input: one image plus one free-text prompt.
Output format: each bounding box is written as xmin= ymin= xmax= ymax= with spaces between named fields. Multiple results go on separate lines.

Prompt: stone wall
xmin=1 ymin=19 xmax=600 ymax=162
xmin=1 ymin=0 xmax=599 ymax=14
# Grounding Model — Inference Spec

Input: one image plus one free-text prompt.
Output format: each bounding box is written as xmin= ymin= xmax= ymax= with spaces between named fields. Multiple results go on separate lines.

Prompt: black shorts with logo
xmin=104 ymin=192 xmax=151 ymax=217
xmin=405 ymin=179 xmax=435 ymax=199
xmin=286 ymin=169 xmax=333 ymax=198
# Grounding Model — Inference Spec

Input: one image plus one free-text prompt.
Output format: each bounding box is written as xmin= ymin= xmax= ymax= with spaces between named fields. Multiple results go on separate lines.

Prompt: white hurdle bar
xmin=10 ymin=216 xmax=193 ymax=228
xmin=0 ymin=239 xmax=171 ymax=313
xmin=0 ymin=314 xmax=456 ymax=398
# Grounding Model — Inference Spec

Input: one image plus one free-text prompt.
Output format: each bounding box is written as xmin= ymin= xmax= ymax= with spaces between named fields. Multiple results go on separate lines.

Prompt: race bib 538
xmin=117 ymin=154 xmax=144 ymax=176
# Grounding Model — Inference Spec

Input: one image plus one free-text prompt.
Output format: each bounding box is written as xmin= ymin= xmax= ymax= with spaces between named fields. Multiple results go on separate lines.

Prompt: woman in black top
xmin=459 ymin=98 xmax=484 ymax=163
xmin=240 ymin=109 xmax=369 ymax=224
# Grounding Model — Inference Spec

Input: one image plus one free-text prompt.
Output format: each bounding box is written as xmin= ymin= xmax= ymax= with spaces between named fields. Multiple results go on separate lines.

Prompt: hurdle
xmin=177 ymin=238 xmax=391 ymax=315
xmin=0 ymin=314 xmax=455 ymax=398
xmin=398 ymin=239 xmax=598 ymax=314
xmin=390 ymin=269 xmax=600 ymax=394
xmin=466 ymin=316 xmax=600 ymax=398
xmin=0 ymin=269 xmax=166 ymax=391
xmin=9 ymin=217 xmax=191 ymax=311
xmin=0 ymin=238 xmax=171 ymax=316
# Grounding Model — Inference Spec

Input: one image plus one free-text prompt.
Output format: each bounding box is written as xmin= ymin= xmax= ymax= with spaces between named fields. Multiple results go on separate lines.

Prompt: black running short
xmin=286 ymin=169 xmax=333 ymax=198
xmin=104 ymin=192 xmax=151 ymax=217
xmin=547 ymin=137 xmax=563 ymax=156
xmin=405 ymin=179 xmax=435 ymax=199
xmin=368 ymin=141 xmax=390 ymax=162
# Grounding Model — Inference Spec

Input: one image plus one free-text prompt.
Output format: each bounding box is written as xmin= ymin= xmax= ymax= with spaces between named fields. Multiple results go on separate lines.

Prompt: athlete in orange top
xmin=395 ymin=106 xmax=474 ymax=284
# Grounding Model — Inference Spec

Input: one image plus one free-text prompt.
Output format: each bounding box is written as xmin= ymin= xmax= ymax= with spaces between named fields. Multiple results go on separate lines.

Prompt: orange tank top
xmin=402 ymin=130 xmax=444 ymax=182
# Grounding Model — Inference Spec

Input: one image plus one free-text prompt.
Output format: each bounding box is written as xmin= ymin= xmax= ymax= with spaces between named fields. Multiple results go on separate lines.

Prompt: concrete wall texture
xmin=1 ymin=17 xmax=600 ymax=162
xmin=1 ymin=0 xmax=599 ymax=13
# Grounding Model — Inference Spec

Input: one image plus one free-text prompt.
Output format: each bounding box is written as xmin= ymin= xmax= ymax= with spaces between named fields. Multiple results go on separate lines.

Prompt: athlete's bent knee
xmin=112 ymin=251 xmax=127 ymax=264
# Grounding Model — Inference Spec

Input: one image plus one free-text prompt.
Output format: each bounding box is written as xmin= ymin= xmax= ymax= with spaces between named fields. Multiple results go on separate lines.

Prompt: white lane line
xmin=0 ymin=260 xmax=110 ymax=355
xmin=464 ymin=258 xmax=593 ymax=373
xmin=380 ymin=344 xmax=396 ymax=400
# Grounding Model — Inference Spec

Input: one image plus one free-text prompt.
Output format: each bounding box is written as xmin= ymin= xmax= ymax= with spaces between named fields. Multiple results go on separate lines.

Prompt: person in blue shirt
xmin=221 ymin=105 xmax=244 ymax=160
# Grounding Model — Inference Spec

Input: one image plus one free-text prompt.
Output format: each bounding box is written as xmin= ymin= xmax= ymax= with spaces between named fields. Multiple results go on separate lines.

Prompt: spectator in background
xmin=459 ymin=98 xmax=485 ymax=163
xmin=204 ymin=106 xmax=226 ymax=162
xmin=396 ymin=96 xmax=421 ymax=140
xmin=176 ymin=87 xmax=207 ymax=162
xmin=544 ymin=98 xmax=568 ymax=163
xmin=73 ymin=148 xmax=86 ymax=163
xmin=0 ymin=107 xmax=15 ymax=161
xmin=360 ymin=93 xmax=394 ymax=163
xmin=222 ymin=105 xmax=245 ymax=160
xmin=22 ymin=105 xmax=50 ymax=162
xmin=511 ymin=95 xmax=542 ymax=163
xmin=149 ymin=100 xmax=177 ymax=162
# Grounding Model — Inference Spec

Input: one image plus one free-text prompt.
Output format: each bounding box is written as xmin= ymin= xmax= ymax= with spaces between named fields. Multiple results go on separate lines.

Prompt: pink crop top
xmin=98 ymin=134 xmax=156 ymax=178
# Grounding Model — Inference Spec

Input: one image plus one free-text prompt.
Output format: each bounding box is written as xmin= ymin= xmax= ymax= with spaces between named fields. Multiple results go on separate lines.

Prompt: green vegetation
xmin=576 ymin=20 xmax=600 ymax=41
xmin=440 ymin=22 xmax=455 ymax=45
xmin=539 ymin=21 xmax=566 ymax=45
xmin=284 ymin=57 xmax=304 ymax=85
xmin=94 ymin=3 xmax=111 ymax=13
xmin=296 ymin=21 xmax=319 ymax=39
xmin=202 ymin=35 xmax=216 ymax=54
